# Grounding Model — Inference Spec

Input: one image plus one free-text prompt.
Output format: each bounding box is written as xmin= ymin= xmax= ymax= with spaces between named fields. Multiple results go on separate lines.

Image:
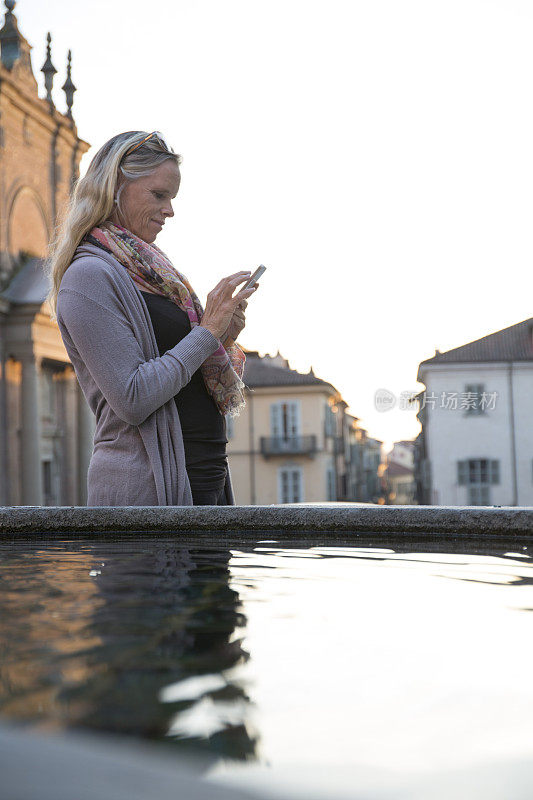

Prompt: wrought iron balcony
xmin=260 ymin=435 xmax=317 ymax=458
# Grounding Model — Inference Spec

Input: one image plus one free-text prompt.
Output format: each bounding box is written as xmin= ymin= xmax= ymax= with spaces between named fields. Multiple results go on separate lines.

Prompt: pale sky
xmin=20 ymin=0 xmax=533 ymax=449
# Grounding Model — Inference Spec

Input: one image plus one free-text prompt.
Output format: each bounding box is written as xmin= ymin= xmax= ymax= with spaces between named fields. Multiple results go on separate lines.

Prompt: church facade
xmin=0 ymin=0 xmax=92 ymax=505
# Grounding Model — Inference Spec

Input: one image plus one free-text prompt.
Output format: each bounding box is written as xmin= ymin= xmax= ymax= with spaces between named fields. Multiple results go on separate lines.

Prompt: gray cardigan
xmin=56 ymin=242 xmax=236 ymax=506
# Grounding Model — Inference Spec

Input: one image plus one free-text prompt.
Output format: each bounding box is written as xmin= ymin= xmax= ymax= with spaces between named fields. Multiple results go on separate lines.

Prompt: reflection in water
xmin=0 ymin=540 xmax=257 ymax=763
xmin=3 ymin=534 xmax=533 ymax=796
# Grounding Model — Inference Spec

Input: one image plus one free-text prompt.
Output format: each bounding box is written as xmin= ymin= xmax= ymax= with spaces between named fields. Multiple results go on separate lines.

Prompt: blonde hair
xmin=45 ymin=130 xmax=182 ymax=322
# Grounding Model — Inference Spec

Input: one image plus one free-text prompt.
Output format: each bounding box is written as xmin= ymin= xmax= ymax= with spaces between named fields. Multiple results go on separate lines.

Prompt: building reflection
xmin=0 ymin=539 xmax=257 ymax=763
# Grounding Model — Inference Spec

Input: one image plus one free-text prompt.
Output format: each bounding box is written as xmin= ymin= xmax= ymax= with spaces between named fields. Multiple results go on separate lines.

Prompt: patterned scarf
xmin=83 ymin=221 xmax=246 ymax=417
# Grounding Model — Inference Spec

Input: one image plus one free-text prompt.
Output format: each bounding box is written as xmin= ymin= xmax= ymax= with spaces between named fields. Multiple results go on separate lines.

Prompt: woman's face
xmin=111 ymin=159 xmax=181 ymax=243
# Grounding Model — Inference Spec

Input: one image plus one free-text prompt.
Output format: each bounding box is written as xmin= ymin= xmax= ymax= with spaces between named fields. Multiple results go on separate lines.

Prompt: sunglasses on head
xmin=123 ymin=130 xmax=173 ymax=158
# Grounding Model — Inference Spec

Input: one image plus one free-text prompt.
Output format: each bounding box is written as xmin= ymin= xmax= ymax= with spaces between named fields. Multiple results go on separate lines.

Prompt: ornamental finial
xmin=0 ymin=0 xmax=21 ymax=70
xmin=61 ymin=49 xmax=76 ymax=120
xmin=40 ymin=32 xmax=57 ymax=108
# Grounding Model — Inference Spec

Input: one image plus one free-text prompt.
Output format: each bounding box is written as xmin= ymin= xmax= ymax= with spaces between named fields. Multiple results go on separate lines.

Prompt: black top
xmin=140 ymin=291 xmax=227 ymax=491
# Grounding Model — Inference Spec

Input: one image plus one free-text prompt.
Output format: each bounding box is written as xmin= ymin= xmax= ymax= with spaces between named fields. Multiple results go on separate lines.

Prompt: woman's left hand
xmin=222 ymin=299 xmax=248 ymax=346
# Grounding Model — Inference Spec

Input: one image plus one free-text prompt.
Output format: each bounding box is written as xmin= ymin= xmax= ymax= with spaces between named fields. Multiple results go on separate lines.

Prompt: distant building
xmin=385 ymin=440 xmax=415 ymax=505
xmin=415 ymin=317 xmax=533 ymax=506
xmin=0 ymin=1 xmax=91 ymax=505
xmin=227 ymin=350 xmax=384 ymax=504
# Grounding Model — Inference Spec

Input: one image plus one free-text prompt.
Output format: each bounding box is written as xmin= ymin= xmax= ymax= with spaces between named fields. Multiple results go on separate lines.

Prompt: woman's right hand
xmin=200 ymin=271 xmax=258 ymax=340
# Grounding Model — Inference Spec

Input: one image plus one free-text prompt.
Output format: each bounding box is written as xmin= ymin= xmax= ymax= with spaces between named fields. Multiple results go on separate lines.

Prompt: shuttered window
xmin=327 ymin=467 xmax=336 ymax=501
xmin=469 ymin=486 xmax=490 ymax=505
xmin=464 ymin=383 xmax=485 ymax=415
xmin=270 ymin=401 xmax=300 ymax=439
xmin=278 ymin=467 xmax=303 ymax=503
xmin=457 ymin=459 xmax=499 ymax=485
xmin=457 ymin=459 xmax=500 ymax=505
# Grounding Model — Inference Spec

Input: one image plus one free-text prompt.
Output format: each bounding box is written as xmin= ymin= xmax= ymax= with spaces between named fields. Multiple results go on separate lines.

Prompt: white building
xmin=415 ymin=317 xmax=533 ymax=506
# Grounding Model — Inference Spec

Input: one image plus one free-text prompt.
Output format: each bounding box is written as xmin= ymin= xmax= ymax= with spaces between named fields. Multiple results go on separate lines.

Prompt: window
xmin=469 ymin=485 xmax=490 ymax=505
xmin=420 ymin=458 xmax=431 ymax=490
xmin=324 ymin=404 xmax=336 ymax=437
xmin=457 ymin=458 xmax=499 ymax=506
xmin=457 ymin=459 xmax=499 ymax=485
xmin=278 ymin=466 xmax=303 ymax=503
xmin=327 ymin=466 xmax=336 ymax=501
xmin=464 ymin=383 xmax=485 ymax=415
xmin=270 ymin=401 xmax=300 ymax=440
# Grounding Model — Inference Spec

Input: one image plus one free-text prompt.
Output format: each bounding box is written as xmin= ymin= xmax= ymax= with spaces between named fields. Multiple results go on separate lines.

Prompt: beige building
xmin=385 ymin=440 xmax=416 ymax=505
xmin=0 ymin=2 xmax=92 ymax=506
xmin=227 ymin=350 xmax=374 ymax=504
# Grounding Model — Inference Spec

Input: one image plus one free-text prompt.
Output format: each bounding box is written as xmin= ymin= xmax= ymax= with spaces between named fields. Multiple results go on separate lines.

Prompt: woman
xmin=46 ymin=130 xmax=257 ymax=507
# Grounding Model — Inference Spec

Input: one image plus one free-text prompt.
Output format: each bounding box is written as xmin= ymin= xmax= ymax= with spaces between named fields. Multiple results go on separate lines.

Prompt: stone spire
xmin=61 ymin=49 xmax=76 ymax=121
xmin=40 ymin=32 xmax=56 ymax=109
xmin=0 ymin=0 xmax=22 ymax=70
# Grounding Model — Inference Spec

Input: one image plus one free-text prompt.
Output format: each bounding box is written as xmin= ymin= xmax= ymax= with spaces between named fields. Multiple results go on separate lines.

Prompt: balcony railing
xmin=260 ymin=435 xmax=317 ymax=458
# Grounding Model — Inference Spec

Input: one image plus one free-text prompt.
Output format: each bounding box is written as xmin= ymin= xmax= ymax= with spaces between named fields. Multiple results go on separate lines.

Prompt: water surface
xmin=1 ymin=536 xmax=533 ymax=798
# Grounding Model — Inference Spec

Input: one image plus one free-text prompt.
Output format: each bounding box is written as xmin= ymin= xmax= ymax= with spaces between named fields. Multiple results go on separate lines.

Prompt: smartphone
xmin=243 ymin=264 xmax=266 ymax=291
